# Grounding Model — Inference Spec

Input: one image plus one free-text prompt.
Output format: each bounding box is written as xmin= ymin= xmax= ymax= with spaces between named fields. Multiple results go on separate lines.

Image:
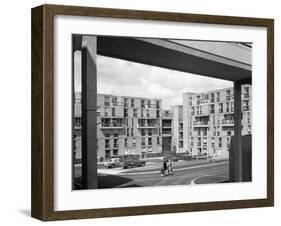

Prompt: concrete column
xmin=81 ymin=36 xmax=98 ymax=189
xmin=233 ymin=81 xmax=242 ymax=182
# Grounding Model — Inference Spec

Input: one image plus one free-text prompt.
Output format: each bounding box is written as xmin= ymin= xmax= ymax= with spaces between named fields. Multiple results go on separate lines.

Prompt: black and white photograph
xmin=72 ymin=35 xmax=252 ymax=190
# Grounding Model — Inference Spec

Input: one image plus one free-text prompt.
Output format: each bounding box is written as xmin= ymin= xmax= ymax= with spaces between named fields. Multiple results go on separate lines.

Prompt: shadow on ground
xmin=98 ymin=174 xmax=133 ymax=188
xmin=73 ymin=175 xmax=134 ymax=189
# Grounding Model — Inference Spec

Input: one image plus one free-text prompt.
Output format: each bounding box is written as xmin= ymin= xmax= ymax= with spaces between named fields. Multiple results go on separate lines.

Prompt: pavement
xmin=74 ymin=158 xmax=230 ymax=189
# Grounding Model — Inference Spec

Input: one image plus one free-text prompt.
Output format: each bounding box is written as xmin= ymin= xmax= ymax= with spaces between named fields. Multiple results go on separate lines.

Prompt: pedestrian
xmin=161 ymin=159 xmax=167 ymax=176
xmin=168 ymin=160 xmax=173 ymax=175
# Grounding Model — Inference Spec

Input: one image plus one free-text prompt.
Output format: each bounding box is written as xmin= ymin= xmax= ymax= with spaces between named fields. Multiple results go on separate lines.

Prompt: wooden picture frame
xmin=31 ymin=4 xmax=274 ymax=221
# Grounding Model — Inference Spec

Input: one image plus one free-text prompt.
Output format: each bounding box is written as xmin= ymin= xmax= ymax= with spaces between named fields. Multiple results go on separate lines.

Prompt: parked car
xmin=123 ymin=158 xmax=146 ymax=169
xmin=103 ymin=158 xmax=121 ymax=168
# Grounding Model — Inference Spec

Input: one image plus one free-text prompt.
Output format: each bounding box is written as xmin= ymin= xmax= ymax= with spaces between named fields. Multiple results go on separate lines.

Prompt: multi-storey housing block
xmin=171 ymin=105 xmax=184 ymax=153
xmin=161 ymin=109 xmax=173 ymax=154
xmin=183 ymin=85 xmax=252 ymax=157
xmin=97 ymin=94 xmax=162 ymax=159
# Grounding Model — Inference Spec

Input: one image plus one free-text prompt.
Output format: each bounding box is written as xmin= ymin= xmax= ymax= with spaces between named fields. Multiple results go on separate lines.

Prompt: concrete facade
xmin=182 ymin=85 xmax=252 ymax=158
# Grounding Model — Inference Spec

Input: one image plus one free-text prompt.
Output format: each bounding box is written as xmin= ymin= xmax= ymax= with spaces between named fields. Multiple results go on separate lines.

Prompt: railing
xmin=137 ymin=123 xmax=157 ymax=128
xmin=244 ymin=106 xmax=250 ymax=111
xmin=193 ymin=121 xmax=209 ymax=126
xmin=100 ymin=123 xmax=125 ymax=129
xmin=162 ymin=131 xmax=172 ymax=136
xmin=244 ymin=93 xmax=250 ymax=98
xmin=222 ymin=119 xmax=234 ymax=125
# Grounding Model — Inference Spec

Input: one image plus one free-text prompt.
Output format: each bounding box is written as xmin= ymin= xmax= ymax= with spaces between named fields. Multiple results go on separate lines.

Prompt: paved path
xmin=98 ymin=162 xmax=229 ymax=188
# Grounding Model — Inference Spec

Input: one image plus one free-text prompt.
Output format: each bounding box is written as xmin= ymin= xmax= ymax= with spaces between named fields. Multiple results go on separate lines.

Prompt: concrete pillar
xmin=81 ymin=36 xmax=98 ymax=189
xmin=233 ymin=81 xmax=242 ymax=182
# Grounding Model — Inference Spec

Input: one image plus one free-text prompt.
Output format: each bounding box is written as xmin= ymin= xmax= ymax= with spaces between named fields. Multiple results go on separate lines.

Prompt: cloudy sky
xmin=74 ymin=52 xmax=233 ymax=110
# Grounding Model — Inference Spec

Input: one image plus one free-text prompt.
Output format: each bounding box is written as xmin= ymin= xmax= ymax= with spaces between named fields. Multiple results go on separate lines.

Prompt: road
xmin=97 ymin=162 xmax=229 ymax=189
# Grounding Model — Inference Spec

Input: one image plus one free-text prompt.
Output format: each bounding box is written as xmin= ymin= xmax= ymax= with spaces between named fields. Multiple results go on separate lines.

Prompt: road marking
xmin=98 ymin=162 xmax=228 ymax=176
xmin=190 ymin=175 xmax=229 ymax=185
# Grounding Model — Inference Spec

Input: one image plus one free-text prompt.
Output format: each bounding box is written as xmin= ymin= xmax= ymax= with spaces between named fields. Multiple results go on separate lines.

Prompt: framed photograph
xmin=31 ymin=4 xmax=274 ymax=221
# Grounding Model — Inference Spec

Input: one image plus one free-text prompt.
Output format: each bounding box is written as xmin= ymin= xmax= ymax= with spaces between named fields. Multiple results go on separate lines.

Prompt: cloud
xmin=74 ymin=52 xmax=232 ymax=110
xmin=96 ymin=55 xmax=232 ymax=109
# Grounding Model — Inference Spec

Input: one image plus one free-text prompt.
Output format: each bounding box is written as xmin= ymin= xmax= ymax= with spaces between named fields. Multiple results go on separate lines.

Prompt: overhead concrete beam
xmin=97 ymin=36 xmax=251 ymax=82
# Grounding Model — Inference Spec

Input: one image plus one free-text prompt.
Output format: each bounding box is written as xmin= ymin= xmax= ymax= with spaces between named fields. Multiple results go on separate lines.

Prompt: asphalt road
xmin=98 ymin=162 xmax=229 ymax=188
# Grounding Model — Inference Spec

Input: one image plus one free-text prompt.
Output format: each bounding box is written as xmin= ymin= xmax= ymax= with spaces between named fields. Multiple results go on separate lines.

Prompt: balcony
xmin=222 ymin=119 xmax=234 ymax=126
xmin=137 ymin=123 xmax=157 ymax=129
xmin=100 ymin=123 xmax=125 ymax=129
xmin=162 ymin=131 xmax=172 ymax=137
xmin=193 ymin=121 xmax=209 ymax=127
xmin=244 ymin=93 xmax=250 ymax=98
xmin=243 ymin=106 xmax=250 ymax=111
xmin=162 ymin=123 xmax=172 ymax=128
xmin=200 ymin=99 xmax=209 ymax=104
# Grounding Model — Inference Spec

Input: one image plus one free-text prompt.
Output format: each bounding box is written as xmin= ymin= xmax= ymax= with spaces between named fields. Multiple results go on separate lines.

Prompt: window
xmin=126 ymin=128 xmax=129 ymax=137
xmin=104 ymin=108 xmax=109 ymax=117
xmin=146 ymin=109 xmax=150 ymax=117
xmin=124 ymin=138 xmax=128 ymax=147
xmin=113 ymin=149 xmax=118 ymax=156
xmin=133 ymin=108 xmax=138 ymax=117
xmin=105 ymin=133 xmax=110 ymax=138
xmin=104 ymin=96 xmax=110 ymax=106
xmin=124 ymin=98 xmax=128 ymax=107
xmin=211 ymin=137 xmax=215 ymax=147
xmin=112 ymin=108 xmax=115 ymax=117
xmin=141 ymin=109 xmax=144 ymax=117
xmin=112 ymin=97 xmax=117 ymax=106
xmin=148 ymin=137 xmax=152 ymax=146
xmin=216 ymin=92 xmax=220 ymax=102
xmin=105 ymin=139 xmax=110 ymax=148
xmin=113 ymin=139 xmax=118 ymax=148
xmin=157 ymin=137 xmax=160 ymax=145
xmin=141 ymin=99 xmax=145 ymax=108
xmin=105 ymin=150 xmax=111 ymax=158
xmin=141 ymin=129 xmax=146 ymax=136
xmin=131 ymin=99 xmax=135 ymax=107
xmin=148 ymin=128 xmax=152 ymax=136
xmin=218 ymin=138 xmax=222 ymax=148
xmin=141 ymin=137 xmax=146 ymax=146
xmin=131 ymin=128 xmax=134 ymax=137
xmin=156 ymin=101 xmax=160 ymax=109
xmin=156 ymin=110 xmax=160 ymax=118
xmin=132 ymin=138 xmax=136 ymax=147
xmin=124 ymin=108 xmax=128 ymax=117
xmin=147 ymin=100 xmax=151 ymax=108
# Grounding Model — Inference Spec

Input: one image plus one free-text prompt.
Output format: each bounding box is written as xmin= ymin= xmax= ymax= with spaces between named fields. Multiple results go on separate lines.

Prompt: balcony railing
xmin=243 ymin=106 xmax=250 ymax=111
xmin=162 ymin=131 xmax=172 ymax=136
xmin=137 ymin=123 xmax=157 ymax=128
xmin=222 ymin=119 xmax=234 ymax=126
xmin=193 ymin=121 xmax=209 ymax=127
xmin=100 ymin=123 xmax=125 ymax=129
xmin=244 ymin=93 xmax=250 ymax=98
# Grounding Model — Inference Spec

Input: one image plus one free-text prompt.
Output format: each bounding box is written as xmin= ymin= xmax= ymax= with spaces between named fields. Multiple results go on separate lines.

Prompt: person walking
xmin=161 ymin=159 xmax=168 ymax=176
xmin=168 ymin=159 xmax=173 ymax=175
